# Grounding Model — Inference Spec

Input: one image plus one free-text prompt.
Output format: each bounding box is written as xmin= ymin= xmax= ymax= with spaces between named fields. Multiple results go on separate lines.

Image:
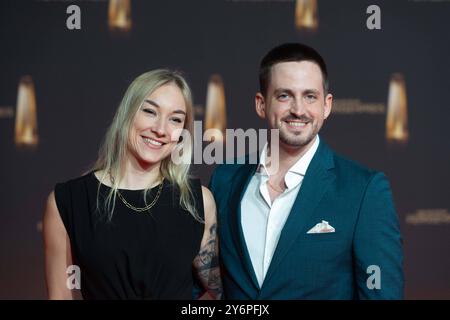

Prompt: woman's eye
xmin=171 ymin=118 xmax=183 ymax=124
xmin=143 ymin=108 xmax=156 ymax=115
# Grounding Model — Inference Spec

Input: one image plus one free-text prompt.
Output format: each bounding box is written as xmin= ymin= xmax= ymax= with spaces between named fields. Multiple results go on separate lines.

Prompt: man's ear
xmin=255 ymin=93 xmax=266 ymax=119
xmin=324 ymin=93 xmax=333 ymax=120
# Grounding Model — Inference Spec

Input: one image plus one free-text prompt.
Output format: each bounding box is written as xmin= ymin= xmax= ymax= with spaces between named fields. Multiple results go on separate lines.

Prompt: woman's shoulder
xmin=54 ymin=170 xmax=96 ymax=196
xmin=182 ymin=177 xmax=213 ymax=201
xmin=200 ymin=185 xmax=216 ymax=224
xmin=186 ymin=176 xmax=202 ymax=186
xmin=200 ymin=185 xmax=214 ymax=206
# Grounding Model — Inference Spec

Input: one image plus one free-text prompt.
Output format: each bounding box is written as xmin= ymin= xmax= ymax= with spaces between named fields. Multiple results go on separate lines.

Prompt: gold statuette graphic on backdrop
xmin=295 ymin=0 xmax=318 ymax=31
xmin=108 ymin=0 xmax=132 ymax=32
xmin=15 ymin=76 xmax=38 ymax=147
xmin=386 ymin=73 xmax=409 ymax=144
xmin=204 ymin=75 xmax=227 ymax=142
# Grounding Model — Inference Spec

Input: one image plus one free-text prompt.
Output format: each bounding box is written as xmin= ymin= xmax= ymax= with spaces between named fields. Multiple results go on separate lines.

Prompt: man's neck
xmin=267 ymin=135 xmax=318 ymax=176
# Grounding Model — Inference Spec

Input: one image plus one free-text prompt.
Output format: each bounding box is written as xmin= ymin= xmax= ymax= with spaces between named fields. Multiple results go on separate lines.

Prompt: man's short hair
xmin=259 ymin=43 xmax=329 ymax=97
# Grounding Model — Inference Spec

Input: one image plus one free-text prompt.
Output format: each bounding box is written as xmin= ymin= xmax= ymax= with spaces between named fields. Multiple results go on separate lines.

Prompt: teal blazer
xmin=209 ymin=139 xmax=404 ymax=299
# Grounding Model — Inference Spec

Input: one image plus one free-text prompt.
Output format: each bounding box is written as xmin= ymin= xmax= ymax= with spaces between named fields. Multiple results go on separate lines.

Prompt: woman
xmin=43 ymin=69 xmax=222 ymax=299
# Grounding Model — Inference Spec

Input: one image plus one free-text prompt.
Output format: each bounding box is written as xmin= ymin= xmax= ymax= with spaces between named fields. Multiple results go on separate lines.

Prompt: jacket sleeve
xmin=353 ymin=172 xmax=404 ymax=299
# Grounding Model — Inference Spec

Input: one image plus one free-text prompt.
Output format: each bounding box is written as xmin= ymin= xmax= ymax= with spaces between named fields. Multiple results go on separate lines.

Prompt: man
xmin=209 ymin=43 xmax=404 ymax=299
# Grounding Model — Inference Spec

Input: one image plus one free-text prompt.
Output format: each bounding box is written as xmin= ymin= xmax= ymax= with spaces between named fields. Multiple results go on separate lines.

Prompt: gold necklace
xmin=111 ymin=174 xmax=164 ymax=213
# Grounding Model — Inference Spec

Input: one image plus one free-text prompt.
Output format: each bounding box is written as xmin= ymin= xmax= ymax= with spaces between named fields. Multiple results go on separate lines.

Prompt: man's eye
xmin=278 ymin=94 xmax=289 ymax=100
xmin=305 ymin=94 xmax=317 ymax=101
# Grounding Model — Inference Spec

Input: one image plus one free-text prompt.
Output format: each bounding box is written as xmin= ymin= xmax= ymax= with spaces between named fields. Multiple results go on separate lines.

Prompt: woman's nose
xmin=150 ymin=119 xmax=166 ymax=137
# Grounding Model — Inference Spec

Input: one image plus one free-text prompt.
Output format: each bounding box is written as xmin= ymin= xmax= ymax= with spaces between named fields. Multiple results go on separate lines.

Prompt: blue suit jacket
xmin=209 ymin=139 xmax=404 ymax=299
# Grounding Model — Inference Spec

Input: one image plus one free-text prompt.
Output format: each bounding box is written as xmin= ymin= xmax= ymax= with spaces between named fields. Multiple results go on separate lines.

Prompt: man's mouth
xmin=283 ymin=119 xmax=311 ymax=128
xmin=285 ymin=121 xmax=308 ymax=127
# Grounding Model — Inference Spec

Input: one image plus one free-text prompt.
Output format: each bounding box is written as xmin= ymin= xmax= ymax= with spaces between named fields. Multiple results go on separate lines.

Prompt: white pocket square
xmin=307 ymin=220 xmax=335 ymax=234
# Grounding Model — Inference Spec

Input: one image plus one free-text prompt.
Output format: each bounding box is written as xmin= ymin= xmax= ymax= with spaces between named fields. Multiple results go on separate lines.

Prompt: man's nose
xmin=289 ymin=98 xmax=306 ymax=117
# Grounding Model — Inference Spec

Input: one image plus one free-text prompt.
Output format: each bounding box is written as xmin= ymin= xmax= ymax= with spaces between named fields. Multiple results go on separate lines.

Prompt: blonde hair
xmin=92 ymin=69 xmax=200 ymax=222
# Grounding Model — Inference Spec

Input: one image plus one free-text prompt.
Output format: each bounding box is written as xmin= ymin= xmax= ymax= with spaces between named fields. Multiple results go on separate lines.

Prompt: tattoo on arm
xmin=193 ymin=223 xmax=223 ymax=299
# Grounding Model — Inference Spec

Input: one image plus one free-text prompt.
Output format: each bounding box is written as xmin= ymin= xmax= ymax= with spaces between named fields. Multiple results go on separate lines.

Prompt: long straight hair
xmin=92 ymin=69 xmax=200 ymax=222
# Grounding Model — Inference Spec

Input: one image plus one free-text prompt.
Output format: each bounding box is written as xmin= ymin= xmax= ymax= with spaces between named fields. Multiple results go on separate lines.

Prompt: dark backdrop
xmin=0 ymin=0 xmax=449 ymax=299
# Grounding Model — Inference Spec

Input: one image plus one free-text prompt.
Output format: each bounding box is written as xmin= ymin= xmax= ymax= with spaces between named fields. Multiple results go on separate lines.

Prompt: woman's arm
xmin=193 ymin=186 xmax=223 ymax=300
xmin=42 ymin=191 xmax=74 ymax=300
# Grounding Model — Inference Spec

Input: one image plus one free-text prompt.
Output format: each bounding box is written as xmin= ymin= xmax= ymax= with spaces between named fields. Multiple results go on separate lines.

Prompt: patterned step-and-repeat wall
xmin=0 ymin=0 xmax=449 ymax=299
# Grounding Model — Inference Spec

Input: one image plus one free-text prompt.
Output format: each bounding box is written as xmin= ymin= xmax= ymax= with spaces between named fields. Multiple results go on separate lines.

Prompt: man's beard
xmin=278 ymin=116 xmax=318 ymax=147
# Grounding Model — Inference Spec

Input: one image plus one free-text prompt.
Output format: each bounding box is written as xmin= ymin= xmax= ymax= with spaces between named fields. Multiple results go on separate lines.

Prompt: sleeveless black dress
xmin=54 ymin=171 xmax=204 ymax=300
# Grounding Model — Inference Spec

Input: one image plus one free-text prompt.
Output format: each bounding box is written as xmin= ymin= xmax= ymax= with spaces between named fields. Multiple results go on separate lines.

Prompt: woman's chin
xmin=134 ymin=154 xmax=164 ymax=168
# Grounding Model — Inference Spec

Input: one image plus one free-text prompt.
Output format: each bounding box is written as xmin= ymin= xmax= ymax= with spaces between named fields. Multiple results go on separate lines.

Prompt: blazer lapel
xmin=228 ymin=161 xmax=261 ymax=290
xmin=261 ymin=141 xmax=336 ymax=288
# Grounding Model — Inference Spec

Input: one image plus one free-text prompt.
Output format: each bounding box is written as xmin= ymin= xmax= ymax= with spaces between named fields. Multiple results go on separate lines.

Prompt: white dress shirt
xmin=241 ymin=136 xmax=320 ymax=287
